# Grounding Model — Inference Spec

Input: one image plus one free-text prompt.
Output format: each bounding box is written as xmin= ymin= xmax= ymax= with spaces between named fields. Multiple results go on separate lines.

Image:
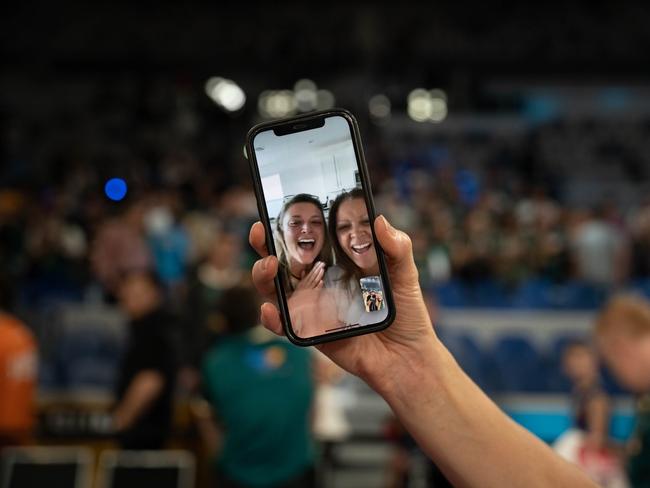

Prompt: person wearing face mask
xmin=324 ymin=188 xmax=389 ymax=328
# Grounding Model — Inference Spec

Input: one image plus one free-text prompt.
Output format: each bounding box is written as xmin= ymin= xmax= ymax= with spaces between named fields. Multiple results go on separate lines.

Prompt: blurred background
xmin=1 ymin=2 xmax=650 ymax=487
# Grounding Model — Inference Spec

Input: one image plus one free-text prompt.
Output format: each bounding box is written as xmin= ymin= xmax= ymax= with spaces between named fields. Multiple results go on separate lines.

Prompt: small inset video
xmin=360 ymin=276 xmax=384 ymax=313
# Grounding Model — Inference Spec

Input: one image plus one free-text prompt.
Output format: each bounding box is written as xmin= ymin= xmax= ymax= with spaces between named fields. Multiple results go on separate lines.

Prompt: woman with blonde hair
xmin=275 ymin=193 xmax=333 ymax=294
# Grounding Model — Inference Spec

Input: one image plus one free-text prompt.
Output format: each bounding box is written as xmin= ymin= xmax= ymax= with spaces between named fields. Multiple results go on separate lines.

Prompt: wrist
xmin=366 ymin=333 xmax=452 ymax=402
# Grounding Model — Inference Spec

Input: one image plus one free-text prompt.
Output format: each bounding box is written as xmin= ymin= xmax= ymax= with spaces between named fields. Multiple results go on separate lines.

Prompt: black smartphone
xmin=246 ymin=109 xmax=395 ymax=346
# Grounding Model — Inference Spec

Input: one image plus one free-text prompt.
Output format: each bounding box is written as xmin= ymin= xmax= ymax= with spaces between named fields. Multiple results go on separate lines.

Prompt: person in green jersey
xmin=200 ymin=284 xmax=315 ymax=488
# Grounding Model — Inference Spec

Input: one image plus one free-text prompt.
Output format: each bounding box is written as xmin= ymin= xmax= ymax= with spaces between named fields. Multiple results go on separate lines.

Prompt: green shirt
xmin=202 ymin=333 xmax=314 ymax=487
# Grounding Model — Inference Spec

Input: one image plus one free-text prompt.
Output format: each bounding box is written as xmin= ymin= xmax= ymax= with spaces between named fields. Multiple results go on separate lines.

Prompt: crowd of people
xmin=1 ymin=79 xmax=650 ymax=486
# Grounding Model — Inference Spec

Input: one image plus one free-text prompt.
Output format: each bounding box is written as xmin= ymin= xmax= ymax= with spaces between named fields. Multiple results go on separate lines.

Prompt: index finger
xmin=249 ymin=221 xmax=269 ymax=258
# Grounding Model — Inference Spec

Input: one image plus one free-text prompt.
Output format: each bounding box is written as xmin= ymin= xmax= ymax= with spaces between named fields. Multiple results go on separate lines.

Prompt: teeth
xmin=298 ymin=238 xmax=315 ymax=243
xmin=352 ymin=243 xmax=371 ymax=251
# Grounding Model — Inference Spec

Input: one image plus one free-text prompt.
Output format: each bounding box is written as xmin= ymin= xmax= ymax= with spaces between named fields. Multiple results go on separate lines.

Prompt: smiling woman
xmin=323 ymin=188 xmax=389 ymax=328
xmin=275 ymin=194 xmax=333 ymax=294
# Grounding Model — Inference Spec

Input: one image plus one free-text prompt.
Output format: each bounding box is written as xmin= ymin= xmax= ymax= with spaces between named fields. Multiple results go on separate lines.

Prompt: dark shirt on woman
xmin=115 ymin=307 xmax=177 ymax=449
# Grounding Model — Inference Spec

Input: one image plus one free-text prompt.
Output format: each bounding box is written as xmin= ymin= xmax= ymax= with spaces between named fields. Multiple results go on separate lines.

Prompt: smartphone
xmin=246 ymin=109 xmax=395 ymax=346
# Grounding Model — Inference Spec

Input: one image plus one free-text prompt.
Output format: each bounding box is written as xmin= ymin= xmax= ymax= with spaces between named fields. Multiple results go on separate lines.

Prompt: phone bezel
xmin=245 ymin=108 xmax=396 ymax=346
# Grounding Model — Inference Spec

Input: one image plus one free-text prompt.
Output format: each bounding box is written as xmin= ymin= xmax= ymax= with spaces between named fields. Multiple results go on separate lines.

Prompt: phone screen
xmin=252 ymin=114 xmax=390 ymax=340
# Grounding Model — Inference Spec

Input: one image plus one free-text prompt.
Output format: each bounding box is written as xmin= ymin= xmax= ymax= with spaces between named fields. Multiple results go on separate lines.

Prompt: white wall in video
xmin=255 ymin=116 xmax=359 ymax=220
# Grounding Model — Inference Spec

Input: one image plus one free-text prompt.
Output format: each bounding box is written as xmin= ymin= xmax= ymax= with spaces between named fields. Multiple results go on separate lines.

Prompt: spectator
xmin=182 ymin=229 xmax=246 ymax=372
xmin=200 ymin=285 xmax=315 ymax=488
xmin=113 ymin=270 xmax=177 ymax=449
xmin=553 ymin=341 xmax=625 ymax=485
xmin=0 ymin=277 xmax=37 ymax=448
xmin=570 ymin=207 xmax=629 ymax=287
xmin=595 ymin=294 xmax=650 ymax=486
xmin=91 ymin=200 xmax=152 ymax=295
xmin=629 ymin=199 xmax=650 ymax=280
xmin=143 ymin=194 xmax=191 ymax=292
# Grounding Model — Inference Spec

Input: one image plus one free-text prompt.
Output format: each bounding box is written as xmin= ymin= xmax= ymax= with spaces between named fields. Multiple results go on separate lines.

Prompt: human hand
xmin=249 ymin=215 xmax=438 ymax=392
xmin=294 ymin=261 xmax=325 ymax=291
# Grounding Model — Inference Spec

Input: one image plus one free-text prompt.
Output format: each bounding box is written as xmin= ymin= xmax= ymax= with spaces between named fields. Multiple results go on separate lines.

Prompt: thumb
xmin=374 ymin=215 xmax=420 ymax=290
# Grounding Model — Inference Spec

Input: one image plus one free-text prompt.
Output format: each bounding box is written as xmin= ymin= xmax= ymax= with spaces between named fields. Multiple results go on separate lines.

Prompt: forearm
xmin=373 ymin=337 xmax=596 ymax=488
xmin=191 ymin=398 xmax=222 ymax=457
xmin=114 ymin=371 xmax=164 ymax=431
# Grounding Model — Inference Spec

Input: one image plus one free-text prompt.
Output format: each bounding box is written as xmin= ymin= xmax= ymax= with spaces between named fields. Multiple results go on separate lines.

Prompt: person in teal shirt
xmin=201 ymin=285 xmax=315 ymax=488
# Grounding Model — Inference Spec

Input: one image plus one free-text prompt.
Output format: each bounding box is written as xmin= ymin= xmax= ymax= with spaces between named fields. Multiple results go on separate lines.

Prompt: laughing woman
xmin=325 ymin=188 xmax=389 ymax=328
xmin=275 ymin=194 xmax=333 ymax=337
xmin=275 ymin=193 xmax=332 ymax=296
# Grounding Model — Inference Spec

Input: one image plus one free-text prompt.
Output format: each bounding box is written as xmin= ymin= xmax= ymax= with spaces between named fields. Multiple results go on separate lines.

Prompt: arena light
xmin=205 ymin=77 xmax=246 ymax=112
xmin=260 ymin=90 xmax=297 ymax=118
xmin=407 ymin=88 xmax=433 ymax=122
xmin=293 ymin=79 xmax=318 ymax=112
xmin=316 ymin=89 xmax=336 ymax=110
xmin=429 ymin=89 xmax=448 ymax=122
xmin=369 ymin=94 xmax=391 ymax=123
xmin=407 ymin=88 xmax=448 ymax=123
xmin=104 ymin=178 xmax=127 ymax=201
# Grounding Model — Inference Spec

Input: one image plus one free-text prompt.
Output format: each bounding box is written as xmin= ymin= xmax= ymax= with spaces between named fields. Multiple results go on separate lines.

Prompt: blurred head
xmin=561 ymin=341 xmax=599 ymax=386
xmin=208 ymin=231 xmax=242 ymax=269
xmin=276 ymin=194 xmax=331 ymax=273
xmin=214 ymin=284 xmax=260 ymax=334
xmin=117 ymin=270 xmax=163 ymax=319
xmin=595 ymin=294 xmax=650 ymax=393
xmin=328 ymin=189 xmax=378 ymax=279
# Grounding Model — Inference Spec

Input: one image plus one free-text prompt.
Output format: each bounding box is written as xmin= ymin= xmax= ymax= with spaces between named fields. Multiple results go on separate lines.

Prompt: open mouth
xmin=297 ymin=238 xmax=316 ymax=251
xmin=351 ymin=242 xmax=372 ymax=254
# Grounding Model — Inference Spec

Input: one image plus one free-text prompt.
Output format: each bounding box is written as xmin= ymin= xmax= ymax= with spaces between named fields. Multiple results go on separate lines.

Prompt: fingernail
xmin=380 ymin=215 xmax=397 ymax=237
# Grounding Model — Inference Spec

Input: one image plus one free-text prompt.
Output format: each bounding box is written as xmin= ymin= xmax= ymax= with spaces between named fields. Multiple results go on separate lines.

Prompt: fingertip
xmin=249 ymin=221 xmax=269 ymax=257
xmin=376 ymin=215 xmax=398 ymax=238
xmin=262 ymin=255 xmax=278 ymax=273
xmin=260 ymin=302 xmax=283 ymax=336
xmin=374 ymin=215 xmax=402 ymax=256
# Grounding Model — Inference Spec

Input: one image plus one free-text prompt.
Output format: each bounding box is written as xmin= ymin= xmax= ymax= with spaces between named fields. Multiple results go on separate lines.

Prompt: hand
xmin=294 ymin=261 xmax=325 ymax=291
xmin=249 ymin=215 xmax=438 ymax=392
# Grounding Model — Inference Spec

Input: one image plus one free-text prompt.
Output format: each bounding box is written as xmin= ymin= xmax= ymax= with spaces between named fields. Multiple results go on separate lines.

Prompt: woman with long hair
xmin=325 ymin=188 xmax=388 ymax=328
xmin=275 ymin=193 xmax=333 ymax=295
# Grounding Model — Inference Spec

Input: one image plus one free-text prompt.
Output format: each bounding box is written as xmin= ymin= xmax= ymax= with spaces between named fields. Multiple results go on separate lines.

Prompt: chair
xmin=440 ymin=332 xmax=494 ymax=392
xmin=471 ymin=280 xmax=509 ymax=308
xmin=432 ymin=280 xmax=468 ymax=308
xmin=492 ymin=336 xmax=547 ymax=392
xmin=1 ymin=446 xmax=93 ymax=488
xmin=58 ymin=329 xmax=123 ymax=390
xmin=96 ymin=450 xmax=195 ymax=488
xmin=511 ymin=279 xmax=552 ymax=309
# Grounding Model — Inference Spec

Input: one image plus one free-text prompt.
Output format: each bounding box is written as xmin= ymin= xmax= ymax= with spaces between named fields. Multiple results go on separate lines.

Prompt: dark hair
xmin=117 ymin=268 xmax=164 ymax=292
xmin=0 ymin=275 xmax=15 ymax=312
xmin=215 ymin=285 xmax=260 ymax=334
xmin=327 ymin=188 xmax=368 ymax=285
xmin=275 ymin=193 xmax=332 ymax=292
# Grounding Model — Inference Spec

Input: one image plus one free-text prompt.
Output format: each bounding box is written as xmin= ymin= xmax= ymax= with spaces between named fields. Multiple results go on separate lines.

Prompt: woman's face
xmin=281 ymin=202 xmax=325 ymax=267
xmin=335 ymin=197 xmax=377 ymax=273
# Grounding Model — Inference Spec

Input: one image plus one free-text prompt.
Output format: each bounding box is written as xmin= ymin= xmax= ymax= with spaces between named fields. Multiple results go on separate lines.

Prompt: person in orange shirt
xmin=0 ymin=279 xmax=37 ymax=448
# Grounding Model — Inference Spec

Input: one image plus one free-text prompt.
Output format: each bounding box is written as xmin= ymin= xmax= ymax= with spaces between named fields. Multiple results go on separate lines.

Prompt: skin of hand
xmin=113 ymin=370 xmax=165 ymax=431
xmin=250 ymin=215 xmax=436 ymax=390
xmin=293 ymin=261 xmax=325 ymax=291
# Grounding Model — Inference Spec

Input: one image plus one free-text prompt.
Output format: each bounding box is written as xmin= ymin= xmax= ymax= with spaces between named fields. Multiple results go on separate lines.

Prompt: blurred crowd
xmin=1 ymin=79 xmax=650 ymax=486
xmin=2 ymin=88 xmax=650 ymax=316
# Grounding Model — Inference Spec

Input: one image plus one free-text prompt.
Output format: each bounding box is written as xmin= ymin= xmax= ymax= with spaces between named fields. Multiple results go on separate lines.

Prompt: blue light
xmin=104 ymin=178 xmax=127 ymax=201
